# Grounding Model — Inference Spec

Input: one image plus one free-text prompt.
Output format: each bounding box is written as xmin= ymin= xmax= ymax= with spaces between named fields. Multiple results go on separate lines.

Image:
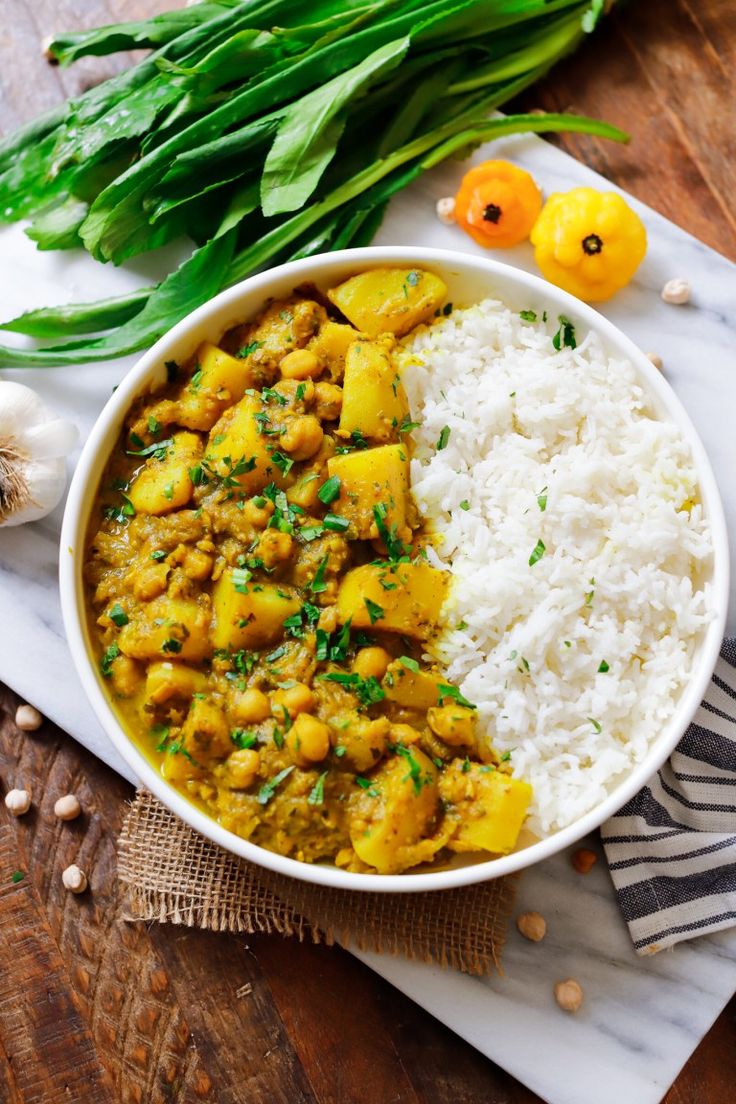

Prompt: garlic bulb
xmin=0 ymin=381 xmax=78 ymax=527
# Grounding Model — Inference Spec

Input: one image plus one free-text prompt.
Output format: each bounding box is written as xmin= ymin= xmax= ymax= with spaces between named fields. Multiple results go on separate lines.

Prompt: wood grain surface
xmin=1 ymin=1 xmax=735 ymax=1101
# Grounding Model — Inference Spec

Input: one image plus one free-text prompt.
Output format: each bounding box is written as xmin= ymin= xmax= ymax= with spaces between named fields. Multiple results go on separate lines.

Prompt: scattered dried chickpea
xmin=5 ymin=788 xmax=31 ymax=816
xmin=62 ymin=864 xmax=88 ymax=894
xmin=54 ymin=794 xmax=82 ymax=821
xmin=353 ymin=646 xmax=391 ymax=681
xmin=287 ymin=713 xmax=330 ymax=764
xmin=233 ymin=687 xmax=271 ymax=724
xmin=280 ymin=348 xmax=321 ymax=380
xmin=661 ymin=277 xmax=691 ymax=305
xmin=256 ymin=528 xmax=294 ymax=567
xmin=554 ymin=978 xmax=583 ymax=1013
xmin=572 ymin=847 xmax=598 ymax=874
xmin=272 ymin=682 xmax=315 ymax=718
xmin=646 ymin=352 xmax=663 ymax=371
xmin=436 ymin=196 xmax=456 ymax=225
xmin=516 ymin=911 xmax=546 ymax=942
xmin=15 ymin=703 xmax=42 ymax=731
xmin=313 ymin=381 xmax=343 ymax=421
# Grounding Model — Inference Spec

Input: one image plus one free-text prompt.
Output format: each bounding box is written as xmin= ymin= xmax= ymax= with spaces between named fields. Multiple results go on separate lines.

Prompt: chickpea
xmin=571 ymin=847 xmax=598 ymax=874
xmin=275 ymin=378 xmax=315 ymax=405
xmin=54 ymin=794 xmax=82 ymax=821
xmin=287 ymin=713 xmax=330 ymax=765
xmin=226 ymin=748 xmax=261 ymax=789
xmin=110 ymin=654 xmax=143 ymax=698
xmin=256 ymin=529 xmax=294 ymax=568
xmin=232 ymin=687 xmax=271 ymax=724
xmin=516 ymin=911 xmax=546 ymax=942
xmin=15 ymin=704 xmax=42 ymax=731
xmin=427 ymin=703 xmax=476 ymax=747
xmin=389 ymin=723 xmax=421 ymax=746
xmin=353 ymin=646 xmax=391 ymax=681
xmin=280 ymin=348 xmax=321 ymax=380
xmin=243 ymin=495 xmax=275 ymax=529
xmin=313 ymin=382 xmax=343 ymax=421
xmin=183 ymin=548 xmax=213 ymax=581
xmin=5 ymin=789 xmax=31 ymax=816
xmin=279 ymin=415 xmax=324 ymax=461
xmin=554 ymin=979 xmax=583 ymax=1013
xmin=317 ymin=605 xmax=339 ymax=634
xmin=62 ymin=864 xmax=88 ymax=895
xmin=272 ymin=682 xmax=315 ymax=718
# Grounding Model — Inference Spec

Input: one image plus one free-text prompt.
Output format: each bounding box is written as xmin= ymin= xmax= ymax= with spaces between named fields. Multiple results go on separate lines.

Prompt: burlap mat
xmin=118 ymin=790 xmax=516 ymax=975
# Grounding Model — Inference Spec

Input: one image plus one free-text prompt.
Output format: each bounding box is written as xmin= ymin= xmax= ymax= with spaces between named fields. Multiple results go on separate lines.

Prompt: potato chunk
xmin=336 ymin=562 xmax=449 ymax=639
xmin=118 ymin=596 xmax=211 ymax=661
xmin=174 ymin=342 xmax=253 ymax=431
xmin=308 ymin=321 xmax=360 ymax=381
xmin=211 ymin=569 xmax=300 ymax=650
xmin=326 ymin=444 xmax=409 ymax=540
xmin=350 ymin=747 xmax=440 ymax=873
xmin=145 ymin=662 xmax=207 ymax=706
xmin=440 ymin=762 xmax=532 ymax=855
xmin=327 ymin=268 xmax=447 ymax=338
xmin=383 ymin=659 xmax=445 ymax=711
xmin=338 ymin=339 xmax=406 ymax=443
xmin=206 ymin=395 xmax=286 ymax=494
xmin=128 ymin=431 xmax=202 ymax=516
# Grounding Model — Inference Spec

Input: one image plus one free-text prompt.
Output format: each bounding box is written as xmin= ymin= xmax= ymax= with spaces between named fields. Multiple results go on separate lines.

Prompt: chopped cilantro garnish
xmin=307 ymin=771 xmax=328 ymax=806
xmin=151 ymin=549 xmax=167 ymax=561
xmin=295 ymin=382 xmax=306 ymax=401
xmin=372 ymin=503 xmax=410 ymax=561
xmin=537 ymin=487 xmax=548 ymax=512
xmin=393 ymin=744 xmax=424 ymax=795
xmin=100 ymin=643 xmax=119 ymax=676
xmin=528 ymin=538 xmax=546 ymax=567
xmin=500 ymin=750 xmax=512 ymax=762
xmin=552 ymin=315 xmax=577 ymax=351
xmin=355 ymin=775 xmax=380 ymax=797
xmin=126 ymin=437 xmax=174 ymax=460
xmin=161 ymin=638 xmax=182 ymax=654
xmin=319 ymin=671 xmax=385 ymax=708
xmin=520 ymin=309 xmax=537 ymax=322
xmin=189 ymin=368 xmax=203 ymax=390
xmin=437 ymin=684 xmax=476 ymax=710
xmin=364 ymin=598 xmax=384 ymax=625
xmin=588 ymin=717 xmax=602 ymax=733
xmin=231 ymin=730 xmax=258 ymax=750
xmin=11 ymin=871 xmax=25 ymax=884
xmin=323 ymin=513 xmax=349 ymax=532
xmin=398 ymin=655 xmax=419 ymax=673
xmin=317 ymin=475 xmax=341 ymax=505
xmin=598 ymin=660 xmax=610 ymax=673
xmin=257 ymin=765 xmax=295 ymax=805
xmin=238 ymin=340 xmax=263 ymax=359
xmin=232 ymin=566 xmax=251 ymax=593
xmin=108 ymin=603 xmax=128 ymax=627
xmin=459 ymin=500 xmax=470 ymax=511
xmin=398 ymin=415 xmax=420 ymax=434
xmin=309 ymin=555 xmax=329 ymax=594
xmin=436 ymin=425 xmax=450 ymax=450
xmin=269 ymin=450 xmax=294 ymax=476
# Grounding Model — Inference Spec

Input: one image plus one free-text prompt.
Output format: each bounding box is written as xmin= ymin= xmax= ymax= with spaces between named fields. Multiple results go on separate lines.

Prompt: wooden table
xmin=1 ymin=2 xmax=735 ymax=1100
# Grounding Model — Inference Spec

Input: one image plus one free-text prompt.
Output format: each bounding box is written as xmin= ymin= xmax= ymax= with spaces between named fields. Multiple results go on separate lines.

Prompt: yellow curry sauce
xmin=84 ymin=268 xmax=531 ymax=874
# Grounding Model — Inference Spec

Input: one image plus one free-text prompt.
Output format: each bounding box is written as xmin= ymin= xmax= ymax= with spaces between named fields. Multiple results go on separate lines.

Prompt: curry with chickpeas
xmin=85 ymin=267 xmax=531 ymax=874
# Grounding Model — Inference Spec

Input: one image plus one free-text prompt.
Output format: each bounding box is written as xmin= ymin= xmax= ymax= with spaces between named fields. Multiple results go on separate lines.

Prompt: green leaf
xmin=261 ymin=35 xmax=410 ymax=216
xmin=46 ymin=5 xmax=232 ymax=65
xmin=24 ymin=197 xmax=88 ymax=251
xmin=0 ymin=230 xmax=236 ymax=367
xmin=0 ymin=287 xmax=152 ymax=339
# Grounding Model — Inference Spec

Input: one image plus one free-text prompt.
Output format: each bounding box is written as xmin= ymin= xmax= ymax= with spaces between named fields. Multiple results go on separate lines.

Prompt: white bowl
xmin=60 ymin=246 xmax=729 ymax=893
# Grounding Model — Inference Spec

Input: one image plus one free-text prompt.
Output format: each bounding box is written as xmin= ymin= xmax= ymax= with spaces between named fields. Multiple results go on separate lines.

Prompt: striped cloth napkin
xmin=602 ymin=640 xmax=736 ymax=955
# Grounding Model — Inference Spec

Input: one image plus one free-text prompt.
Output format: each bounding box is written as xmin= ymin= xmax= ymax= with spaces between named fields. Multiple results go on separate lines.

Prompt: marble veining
xmin=0 ymin=132 xmax=735 ymax=1104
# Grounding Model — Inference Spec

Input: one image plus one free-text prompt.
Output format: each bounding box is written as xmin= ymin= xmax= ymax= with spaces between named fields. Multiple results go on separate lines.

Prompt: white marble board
xmin=1 ymin=132 xmax=735 ymax=1104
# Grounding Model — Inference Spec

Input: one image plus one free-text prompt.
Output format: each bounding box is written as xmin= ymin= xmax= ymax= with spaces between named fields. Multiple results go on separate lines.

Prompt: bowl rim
xmin=59 ymin=245 xmax=730 ymax=893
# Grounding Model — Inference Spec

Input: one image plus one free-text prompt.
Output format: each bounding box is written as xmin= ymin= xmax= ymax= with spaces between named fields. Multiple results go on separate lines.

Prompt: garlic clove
xmin=19 ymin=419 xmax=79 ymax=460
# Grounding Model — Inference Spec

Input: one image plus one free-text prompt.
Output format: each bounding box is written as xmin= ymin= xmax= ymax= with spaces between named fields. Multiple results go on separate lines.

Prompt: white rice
xmin=401 ymin=299 xmax=714 ymax=835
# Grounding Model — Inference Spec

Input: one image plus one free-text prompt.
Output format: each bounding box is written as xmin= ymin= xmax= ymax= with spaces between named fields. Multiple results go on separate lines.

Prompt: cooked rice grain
xmin=401 ymin=300 xmax=713 ymax=835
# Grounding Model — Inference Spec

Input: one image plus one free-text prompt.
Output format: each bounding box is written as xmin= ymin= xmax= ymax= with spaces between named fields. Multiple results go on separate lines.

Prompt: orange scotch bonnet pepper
xmin=454 ymin=160 xmax=542 ymax=249
xmin=531 ymin=186 xmax=647 ymax=302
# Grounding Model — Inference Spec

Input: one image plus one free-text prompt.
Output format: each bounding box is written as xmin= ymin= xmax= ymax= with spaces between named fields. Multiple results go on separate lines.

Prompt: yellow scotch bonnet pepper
xmin=530 ymin=187 xmax=647 ymax=302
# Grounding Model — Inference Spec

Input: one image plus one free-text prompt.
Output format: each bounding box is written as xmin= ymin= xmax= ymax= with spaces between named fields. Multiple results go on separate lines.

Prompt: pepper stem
xmin=582 ymin=233 xmax=603 ymax=255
